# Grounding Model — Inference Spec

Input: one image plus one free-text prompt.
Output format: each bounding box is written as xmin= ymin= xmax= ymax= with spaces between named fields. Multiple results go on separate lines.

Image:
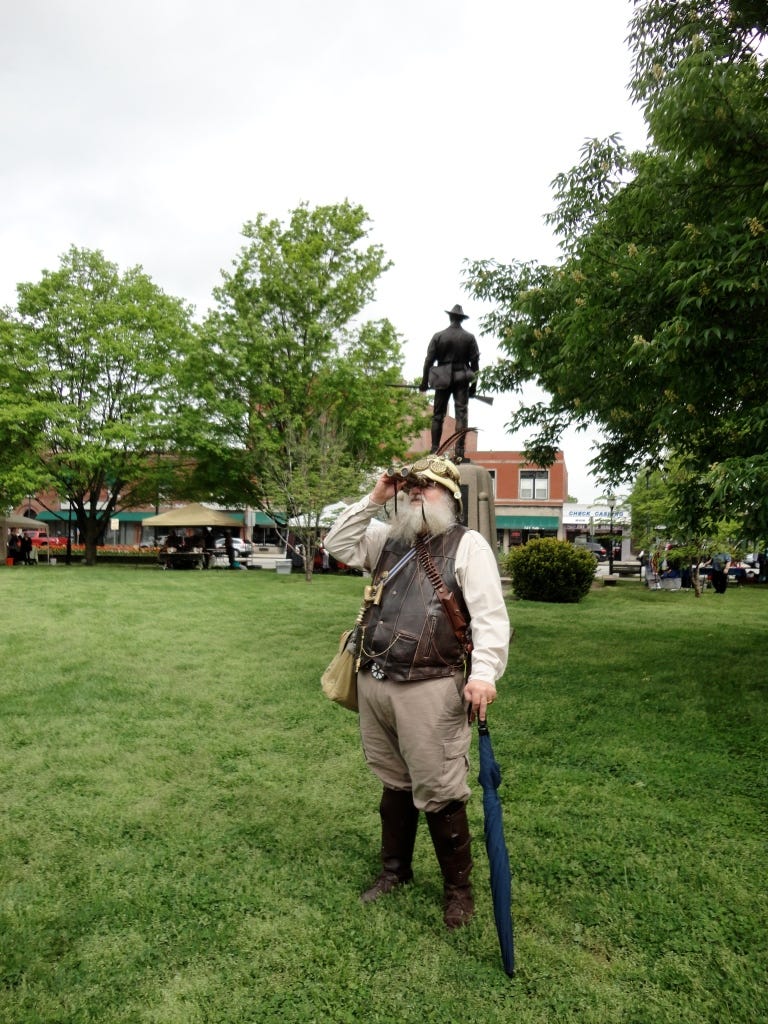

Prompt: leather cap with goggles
xmin=390 ymin=455 xmax=463 ymax=513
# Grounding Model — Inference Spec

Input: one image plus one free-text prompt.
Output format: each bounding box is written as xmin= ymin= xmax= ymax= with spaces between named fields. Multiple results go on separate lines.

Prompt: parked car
xmin=730 ymin=560 xmax=759 ymax=580
xmin=23 ymin=530 xmax=67 ymax=548
xmin=584 ymin=541 xmax=607 ymax=561
xmin=742 ymin=553 xmax=763 ymax=577
xmin=213 ymin=536 xmax=253 ymax=558
xmin=697 ymin=560 xmax=756 ymax=583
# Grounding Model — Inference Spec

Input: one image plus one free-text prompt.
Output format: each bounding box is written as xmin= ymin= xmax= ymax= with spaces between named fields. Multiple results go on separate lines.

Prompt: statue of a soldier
xmin=420 ymin=304 xmax=480 ymax=461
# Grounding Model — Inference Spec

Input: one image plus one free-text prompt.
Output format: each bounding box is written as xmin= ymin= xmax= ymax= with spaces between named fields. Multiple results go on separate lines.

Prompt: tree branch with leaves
xmin=465 ymin=2 xmax=768 ymax=538
xmin=181 ymin=201 xmax=428 ymax=579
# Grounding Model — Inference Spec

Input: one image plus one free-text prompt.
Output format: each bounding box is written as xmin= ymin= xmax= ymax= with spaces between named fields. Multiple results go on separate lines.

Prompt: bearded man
xmin=324 ymin=454 xmax=510 ymax=929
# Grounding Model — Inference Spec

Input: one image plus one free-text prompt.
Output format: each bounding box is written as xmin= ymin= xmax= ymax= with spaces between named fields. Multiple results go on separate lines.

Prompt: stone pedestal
xmin=458 ymin=462 xmax=497 ymax=552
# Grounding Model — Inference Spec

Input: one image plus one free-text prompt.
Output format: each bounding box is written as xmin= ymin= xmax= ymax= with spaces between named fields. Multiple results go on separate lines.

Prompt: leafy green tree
xmin=627 ymin=460 xmax=753 ymax=594
xmin=465 ymin=1 xmax=768 ymax=537
xmin=628 ymin=0 xmax=768 ymax=109
xmin=1 ymin=247 xmax=194 ymax=563
xmin=0 ymin=309 xmax=52 ymax=510
xmin=183 ymin=201 xmax=428 ymax=580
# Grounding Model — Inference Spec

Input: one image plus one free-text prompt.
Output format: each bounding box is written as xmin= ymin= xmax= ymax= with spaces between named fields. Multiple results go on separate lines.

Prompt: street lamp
xmin=607 ymin=493 xmax=616 ymax=575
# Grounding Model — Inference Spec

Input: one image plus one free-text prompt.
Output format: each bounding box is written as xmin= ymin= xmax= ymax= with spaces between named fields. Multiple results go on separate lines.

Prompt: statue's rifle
xmin=386 ymin=383 xmax=494 ymax=406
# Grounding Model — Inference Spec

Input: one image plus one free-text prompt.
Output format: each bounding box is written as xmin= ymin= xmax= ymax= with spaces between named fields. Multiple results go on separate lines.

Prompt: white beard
xmin=388 ymin=489 xmax=457 ymax=545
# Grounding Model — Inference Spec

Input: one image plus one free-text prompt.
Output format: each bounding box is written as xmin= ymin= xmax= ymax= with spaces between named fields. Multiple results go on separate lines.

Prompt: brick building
xmin=16 ymin=420 xmax=584 ymax=553
xmin=409 ymin=419 xmax=567 ymax=551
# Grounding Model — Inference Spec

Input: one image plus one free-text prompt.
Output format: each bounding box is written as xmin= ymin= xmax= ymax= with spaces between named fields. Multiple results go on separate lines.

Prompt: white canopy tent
xmin=1 ymin=514 xmax=43 ymax=562
xmin=1 ymin=514 xmax=43 ymax=530
xmin=140 ymin=503 xmax=243 ymax=529
xmin=286 ymin=502 xmax=349 ymax=529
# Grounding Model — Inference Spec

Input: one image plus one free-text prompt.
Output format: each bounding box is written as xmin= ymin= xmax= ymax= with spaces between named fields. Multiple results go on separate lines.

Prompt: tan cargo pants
xmin=357 ymin=668 xmax=471 ymax=813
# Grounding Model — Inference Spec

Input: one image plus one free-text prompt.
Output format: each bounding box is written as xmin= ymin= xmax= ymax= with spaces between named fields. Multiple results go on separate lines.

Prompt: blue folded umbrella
xmin=477 ymin=717 xmax=515 ymax=977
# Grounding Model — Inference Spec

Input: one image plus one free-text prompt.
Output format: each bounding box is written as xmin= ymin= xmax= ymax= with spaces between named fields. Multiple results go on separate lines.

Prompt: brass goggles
xmin=386 ymin=456 xmax=462 ymax=507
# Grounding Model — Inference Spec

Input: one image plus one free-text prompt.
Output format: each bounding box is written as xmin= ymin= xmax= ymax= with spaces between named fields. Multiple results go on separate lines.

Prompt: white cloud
xmin=0 ymin=0 xmax=648 ymax=501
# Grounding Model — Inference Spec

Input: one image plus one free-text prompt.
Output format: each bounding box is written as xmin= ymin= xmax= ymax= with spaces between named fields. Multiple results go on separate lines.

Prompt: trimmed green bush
xmin=502 ymin=536 xmax=596 ymax=602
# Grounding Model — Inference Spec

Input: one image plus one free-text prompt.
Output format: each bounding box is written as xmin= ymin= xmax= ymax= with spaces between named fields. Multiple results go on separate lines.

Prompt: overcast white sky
xmin=1 ymin=0 xmax=648 ymax=503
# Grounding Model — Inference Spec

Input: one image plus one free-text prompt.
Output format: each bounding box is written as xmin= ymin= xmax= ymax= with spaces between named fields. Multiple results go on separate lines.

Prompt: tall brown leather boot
xmin=361 ymin=788 xmax=420 ymax=903
xmin=426 ymin=800 xmax=474 ymax=929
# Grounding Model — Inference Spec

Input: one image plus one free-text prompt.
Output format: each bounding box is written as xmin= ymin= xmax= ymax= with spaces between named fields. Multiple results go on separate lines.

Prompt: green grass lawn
xmin=1 ymin=566 xmax=765 ymax=1023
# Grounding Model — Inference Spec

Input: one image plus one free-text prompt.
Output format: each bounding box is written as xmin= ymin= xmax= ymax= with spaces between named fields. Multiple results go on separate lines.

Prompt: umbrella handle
xmin=477 ymin=718 xmax=490 ymax=736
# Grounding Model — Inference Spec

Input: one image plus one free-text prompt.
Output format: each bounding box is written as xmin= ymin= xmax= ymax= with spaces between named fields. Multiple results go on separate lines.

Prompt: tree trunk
xmin=692 ymin=566 xmax=703 ymax=598
xmin=303 ymin=542 xmax=316 ymax=582
xmin=82 ymin=516 xmax=102 ymax=565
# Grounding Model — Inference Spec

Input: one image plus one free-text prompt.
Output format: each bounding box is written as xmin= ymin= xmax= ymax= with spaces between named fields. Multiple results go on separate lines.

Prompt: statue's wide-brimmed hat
xmin=407 ymin=454 xmax=463 ymax=511
xmin=445 ymin=304 xmax=469 ymax=320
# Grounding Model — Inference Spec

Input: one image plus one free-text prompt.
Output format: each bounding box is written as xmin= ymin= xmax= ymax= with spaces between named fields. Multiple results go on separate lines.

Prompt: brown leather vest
xmin=360 ymin=526 xmax=471 ymax=682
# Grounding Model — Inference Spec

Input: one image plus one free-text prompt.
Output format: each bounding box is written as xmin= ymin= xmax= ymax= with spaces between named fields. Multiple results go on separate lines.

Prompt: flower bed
xmin=65 ymin=544 xmax=160 ymax=564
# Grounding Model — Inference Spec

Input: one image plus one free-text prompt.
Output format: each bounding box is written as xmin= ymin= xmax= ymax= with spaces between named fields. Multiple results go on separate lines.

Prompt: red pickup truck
xmin=23 ymin=530 xmax=67 ymax=548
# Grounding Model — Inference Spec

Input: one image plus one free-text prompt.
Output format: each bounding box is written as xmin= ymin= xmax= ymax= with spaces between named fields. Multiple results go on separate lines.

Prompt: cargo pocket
xmin=442 ymin=735 xmax=470 ymax=781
